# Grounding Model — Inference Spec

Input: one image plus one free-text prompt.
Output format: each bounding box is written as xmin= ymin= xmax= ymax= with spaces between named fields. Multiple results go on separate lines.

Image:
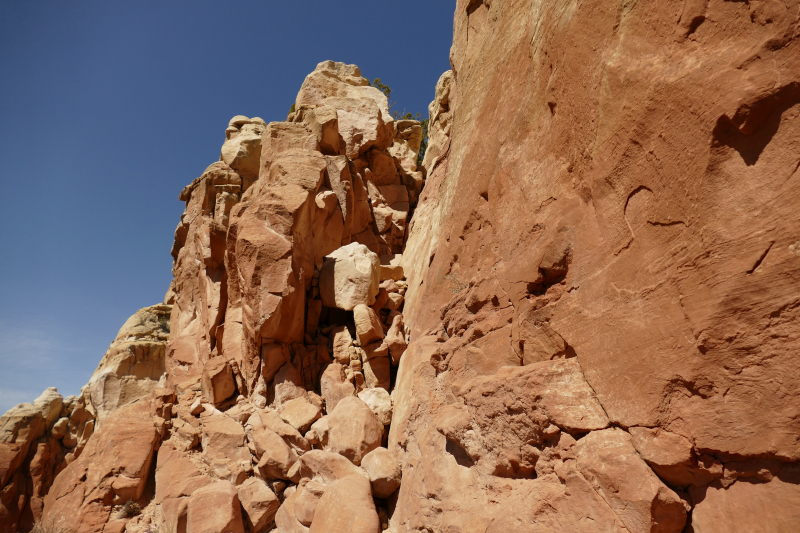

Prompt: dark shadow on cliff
xmin=713 ymin=83 xmax=800 ymax=166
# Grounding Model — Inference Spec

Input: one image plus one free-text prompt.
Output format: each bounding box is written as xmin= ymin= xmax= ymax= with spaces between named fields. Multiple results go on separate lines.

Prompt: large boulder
xmin=220 ymin=117 xmax=265 ymax=189
xmin=307 ymin=474 xmax=380 ymax=533
xmin=326 ymin=397 xmax=383 ymax=466
xmin=360 ymin=447 xmax=401 ymax=498
xmin=353 ymin=304 xmax=384 ymax=346
xmin=296 ymin=450 xmax=369 ymax=486
xmin=238 ymin=477 xmax=280 ymax=533
xmin=186 ymin=480 xmax=245 ymax=533
xmin=293 ymin=481 xmax=325 ymax=526
xmin=251 ymin=425 xmax=299 ymax=481
xmin=357 ymin=388 xmax=392 ymax=426
xmin=280 ymin=397 xmax=322 ymax=434
xmin=319 ymin=243 xmax=380 ymax=311
xmin=320 ymin=363 xmax=355 ymax=414
xmin=200 ymin=357 xmax=236 ymax=406
xmin=200 ymin=413 xmax=251 ymax=484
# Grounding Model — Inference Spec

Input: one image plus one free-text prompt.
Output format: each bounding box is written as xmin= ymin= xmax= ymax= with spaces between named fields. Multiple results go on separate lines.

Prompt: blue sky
xmin=0 ymin=1 xmax=455 ymax=413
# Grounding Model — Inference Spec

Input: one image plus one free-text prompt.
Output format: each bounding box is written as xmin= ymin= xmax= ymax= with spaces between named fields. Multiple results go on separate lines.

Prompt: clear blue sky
xmin=0 ymin=1 xmax=455 ymax=414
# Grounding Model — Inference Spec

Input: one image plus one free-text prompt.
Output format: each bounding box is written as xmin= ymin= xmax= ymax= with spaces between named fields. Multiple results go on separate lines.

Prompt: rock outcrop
xmin=2 ymin=59 xmax=419 ymax=533
xmin=390 ymin=0 xmax=800 ymax=531
xmin=3 ymin=1 xmax=800 ymax=530
xmin=0 ymin=303 xmax=171 ymax=531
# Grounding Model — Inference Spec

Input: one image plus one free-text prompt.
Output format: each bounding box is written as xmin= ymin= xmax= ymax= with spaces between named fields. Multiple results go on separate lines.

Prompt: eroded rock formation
xmin=2 ymin=0 xmax=800 ymax=530
xmin=392 ymin=0 xmax=800 ymax=531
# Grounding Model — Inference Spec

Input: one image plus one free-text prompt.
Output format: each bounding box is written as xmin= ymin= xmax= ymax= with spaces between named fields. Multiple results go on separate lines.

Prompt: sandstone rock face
xmin=89 ymin=304 xmax=171 ymax=428
xmin=42 ymin=401 xmax=158 ymax=532
xmin=1 ymin=58 xmax=421 ymax=533
xmin=388 ymin=0 xmax=800 ymax=530
xmin=1 ymin=303 xmax=171 ymax=531
xmin=6 ymin=5 xmax=800 ymax=526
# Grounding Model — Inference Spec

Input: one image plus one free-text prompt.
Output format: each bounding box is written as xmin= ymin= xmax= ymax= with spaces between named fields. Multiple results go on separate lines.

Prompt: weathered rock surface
xmin=360 ymin=447 xmax=401 ymax=498
xmin=238 ymin=477 xmax=280 ymax=533
xmin=320 ymin=244 xmax=380 ymax=311
xmin=6 ymin=2 xmax=800 ymax=526
xmin=186 ymin=480 xmax=245 ymax=533
xmin=308 ymin=474 xmax=380 ymax=533
xmin=326 ymin=397 xmax=383 ymax=466
xmin=389 ymin=0 xmax=800 ymax=530
xmin=42 ymin=401 xmax=158 ymax=532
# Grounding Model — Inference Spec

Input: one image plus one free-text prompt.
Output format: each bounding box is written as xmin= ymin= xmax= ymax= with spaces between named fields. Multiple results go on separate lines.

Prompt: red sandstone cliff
xmin=2 ymin=1 xmax=800 ymax=532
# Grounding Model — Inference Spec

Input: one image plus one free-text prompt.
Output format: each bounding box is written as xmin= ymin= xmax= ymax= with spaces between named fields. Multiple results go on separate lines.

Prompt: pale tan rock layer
xmin=2 ymin=3 xmax=800 ymax=529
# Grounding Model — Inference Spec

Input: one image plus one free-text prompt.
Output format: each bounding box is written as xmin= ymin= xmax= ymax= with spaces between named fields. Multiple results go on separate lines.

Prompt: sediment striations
xmin=2 ymin=0 xmax=800 ymax=531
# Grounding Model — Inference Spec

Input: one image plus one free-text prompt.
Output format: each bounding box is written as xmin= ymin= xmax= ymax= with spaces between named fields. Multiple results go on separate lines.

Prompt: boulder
xmin=379 ymin=254 xmax=404 ymax=281
xmin=200 ymin=413 xmax=251 ymax=484
xmin=360 ymin=447 xmax=401 ymax=498
xmin=220 ymin=118 xmax=264 ymax=188
xmin=251 ymin=426 xmax=299 ymax=481
xmin=201 ymin=357 xmax=236 ymax=406
xmin=384 ymin=315 xmax=407 ymax=365
xmin=353 ymin=304 xmax=383 ymax=346
xmin=297 ymin=450 xmax=368 ymax=486
xmin=326 ymin=397 xmax=383 ymax=465
xmin=388 ymin=120 xmax=423 ymax=173
xmin=273 ymin=361 xmax=307 ymax=410
xmin=255 ymin=409 xmax=310 ymax=453
xmin=357 ymin=388 xmax=392 ymax=426
xmin=309 ymin=418 xmax=330 ymax=449
xmin=575 ymin=429 xmax=686 ymax=533
xmin=274 ymin=487 xmax=309 ymax=533
xmin=320 ymin=363 xmax=355 ymax=414
xmin=186 ymin=480 xmax=245 ymax=533
xmin=280 ymin=397 xmax=322 ymax=434
xmin=629 ymin=427 xmax=722 ymax=487
xmin=293 ymin=481 xmax=325 ymax=526
xmin=319 ymin=244 xmax=380 ymax=311
xmin=238 ymin=477 xmax=280 ymax=533
xmin=330 ymin=325 xmax=354 ymax=365
xmin=32 ymin=388 xmax=63 ymax=429
xmin=362 ymin=356 xmax=390 ymax=390
xmin=308 ymin=475 xmax=380 ymax=533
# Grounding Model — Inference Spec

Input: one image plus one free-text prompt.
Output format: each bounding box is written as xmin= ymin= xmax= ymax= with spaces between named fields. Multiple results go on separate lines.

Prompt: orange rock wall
xmin=392 ymin=0 xmax=800 ymax=530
